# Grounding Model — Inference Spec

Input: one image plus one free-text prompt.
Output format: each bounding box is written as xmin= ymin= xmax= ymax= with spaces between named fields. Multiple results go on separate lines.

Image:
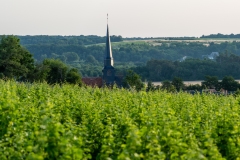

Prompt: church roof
xmin=105 ymin=24 xmax=113 ymax=59
xmin=104 ymin=22 xmax=114 ymax=67
xmin=82 ymin=77 xmax=102 ymax=87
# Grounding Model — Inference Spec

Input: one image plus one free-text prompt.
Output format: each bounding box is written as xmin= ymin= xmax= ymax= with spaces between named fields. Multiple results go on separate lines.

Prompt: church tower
xmin=102 ymin=17 xmax=115 ymax=86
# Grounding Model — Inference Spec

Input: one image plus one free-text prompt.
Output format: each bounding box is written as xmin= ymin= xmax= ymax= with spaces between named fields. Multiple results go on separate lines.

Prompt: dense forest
xmin=21 ymin=38 xmax=240 ymax=64
xmin=124 ymin=37 xmax=196 ymax=40
xmin=18 ymin=35 xmax=123 ymax=45
xmin=133 ymin=52 xmax=240 ymax=81
xmin=16 ymin=35 xmax=240 ymax=80
xmin=17 ymin=35 xmax=240 ymax=63
xmin=201 ymin=33 xmax=240 ymax=38
xmin=0 ymin=36 xmax=83 ymax=85
xmin=2 ymin=34 xmax=240 ymax=81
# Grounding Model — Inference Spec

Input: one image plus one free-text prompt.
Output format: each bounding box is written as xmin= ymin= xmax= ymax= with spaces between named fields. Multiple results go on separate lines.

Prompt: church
xmin=82 ymin=24 xmax=122 ymax=87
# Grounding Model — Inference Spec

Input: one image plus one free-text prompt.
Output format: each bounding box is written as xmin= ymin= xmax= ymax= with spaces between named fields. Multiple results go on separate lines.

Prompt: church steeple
xmin=104 ymin=15 xmax=114 ymax=67
xmin=102 ymin=14 xmax=115 ymax=86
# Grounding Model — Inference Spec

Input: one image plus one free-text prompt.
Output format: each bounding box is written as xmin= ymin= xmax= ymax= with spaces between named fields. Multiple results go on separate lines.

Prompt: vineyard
xmin=0 ymin=80 xmax=240 ymax=160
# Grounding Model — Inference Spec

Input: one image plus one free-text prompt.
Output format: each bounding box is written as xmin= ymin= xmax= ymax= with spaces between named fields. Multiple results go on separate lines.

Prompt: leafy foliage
xmin=171 ymin=77 xmax=184 ymax=91
xmin=42 ymin=59 xmax=68 ymax=84
xmin=14 ymin=35 xmax=240 ymax=79
xmin=29 ymin=59 xmax=82 ymax=85
xmin=202 ymin=75 xmax=220 ymax=89
xmin=221 ymin=76 xmax=239 ymax=91
xmin=134 ymin=53 xmax=240 ymax=81
xmin=0 ymin=81 xmax=240 ymax=159
xmin=66 ymin=68 xmax=82 ymax=86
xmin=63 ymin=52 xmax=79 ymax=62
xmin=161 ymin=80 xmax=176 ymax=92
xmin=123 ymin=70 xmax=144 ymax=91
xmin=0 ymin=35 xmax=34 ymax=79
xmin=18 ymin=35 xmax=123 ymax=45
xmin=201 ymin=33 xmax=240 ymax=38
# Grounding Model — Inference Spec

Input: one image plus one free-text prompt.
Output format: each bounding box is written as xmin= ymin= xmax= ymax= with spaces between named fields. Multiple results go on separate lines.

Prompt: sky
xmin=0 ymin=0 xmax=240 ymax=37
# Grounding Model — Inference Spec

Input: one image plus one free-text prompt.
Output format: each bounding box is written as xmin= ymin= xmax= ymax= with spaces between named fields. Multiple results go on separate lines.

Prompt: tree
xmin=171 ymin=77 xmax=184 ymax=91
xmin=146 ymin=81 xmax=155 ymax=92
xmin=161 ymin=80 xmax=176 ymax=92
xmin=123 ymin=70 xmax=144 ymax=91
xmin=51 ymin=53 xmax=67 ymax=63
xmin=0 ymin=35 xmax=34 ymax=79
xmin=185 ymin=84 xmax=202 ymax=91
xmin=86 ymin=55 xmax=98 ymax=64
xmin=28 ymin=62 xmax=50 ymax=82
xmin=30 ymin=59 xmax=82 ymax=85
xmin=42 ymin=59 xmax=68 ymax=84
xmin=202 ymin=75 xmax=219 ymax=89
xmin=63 ymin=52 xmax=79 ymax=62
xmin=221 ymin=76 xmax=239 ymax=91
xmin=66 ymin=68 xmax=82 ymax=86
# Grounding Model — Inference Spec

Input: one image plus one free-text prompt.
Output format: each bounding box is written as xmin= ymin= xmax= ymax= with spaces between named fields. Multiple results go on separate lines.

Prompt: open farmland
xmin=149 ymin=80 xmax=240 ymax=86
xmin=0 ymin=81 xmax=240 ymax=159
xmin=86 ymin=38 xmax=240 ymax=47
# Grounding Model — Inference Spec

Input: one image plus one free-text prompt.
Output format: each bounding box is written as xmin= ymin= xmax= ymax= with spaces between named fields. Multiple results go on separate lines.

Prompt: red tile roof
xmin=82 ymin=77 xmax=102 ymax=87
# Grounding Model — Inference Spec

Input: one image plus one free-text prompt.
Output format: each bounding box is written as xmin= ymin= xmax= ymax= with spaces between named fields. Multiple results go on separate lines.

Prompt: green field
xmin=0 ymin=81 xmax=240 ymax=159
xmin=85 ymin=38 xmax=240 ymax=48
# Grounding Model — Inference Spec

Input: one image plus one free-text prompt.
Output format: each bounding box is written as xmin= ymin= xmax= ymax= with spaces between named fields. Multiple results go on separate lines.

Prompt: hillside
xmin=2 ymin=35 xmax=240 ymax=80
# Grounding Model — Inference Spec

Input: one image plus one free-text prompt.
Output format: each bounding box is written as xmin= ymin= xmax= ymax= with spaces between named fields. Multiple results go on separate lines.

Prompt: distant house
xmin=82 ymin=77 xmax=102 ymax=87
xmin=208 ymin=52 xmax=219 ymax=59
xmin=179 ymin=56 xmax=189 ymax=62
xmin=202 ymin=89 xmax=217 ymax=93
xmin=202 ymin=52 xmax=219 ymax=60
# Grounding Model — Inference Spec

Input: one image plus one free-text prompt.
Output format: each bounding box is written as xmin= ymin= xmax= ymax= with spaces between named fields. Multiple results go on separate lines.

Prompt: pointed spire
xmin=104 ymin=14 xmax=114 ymax=67
xmin=102 ymin=14 xmax=115 ymax=86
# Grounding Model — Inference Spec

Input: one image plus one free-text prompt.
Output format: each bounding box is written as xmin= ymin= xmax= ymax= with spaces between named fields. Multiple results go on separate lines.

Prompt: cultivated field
xmin=149 ymin=80 xmax=240 ymax=86
xmin=86 ymin=38 xmax=240 ymax=49
xmin=0 ymin=81 xmax=239 ymax=159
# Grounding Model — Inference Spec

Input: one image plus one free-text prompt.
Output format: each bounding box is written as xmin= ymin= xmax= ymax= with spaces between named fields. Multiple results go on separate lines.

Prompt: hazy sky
xmin=0 ymin=0 xmax=239 ymax=37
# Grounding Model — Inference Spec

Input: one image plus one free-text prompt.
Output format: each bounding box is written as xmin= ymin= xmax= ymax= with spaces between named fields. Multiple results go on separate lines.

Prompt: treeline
xmin=124 ymin=37 xmax=196 ymax=40
xmin=164 ymin=37 xmax=196 ymax=40
xmin=146 ymin=76 xmax=240 ymax=93
xmin=21 ymin=40 xmax=240 ymax=78
xmin=133 ymin=52 xmax=240 ymax=81
xmin=201 ymin=33 xmax=240 ymax=38
xmin=0 ymin=36 xmax=82 ymax=85
xmin=0 ymin=36 xmax=143 ymax=89
xmin=17 ymin=35 xmax=123 ymax=45
xmin=24 ymin=41 xmax=240 ymax=64
xmin=3 ymin=35 xmax=240 ymax=80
